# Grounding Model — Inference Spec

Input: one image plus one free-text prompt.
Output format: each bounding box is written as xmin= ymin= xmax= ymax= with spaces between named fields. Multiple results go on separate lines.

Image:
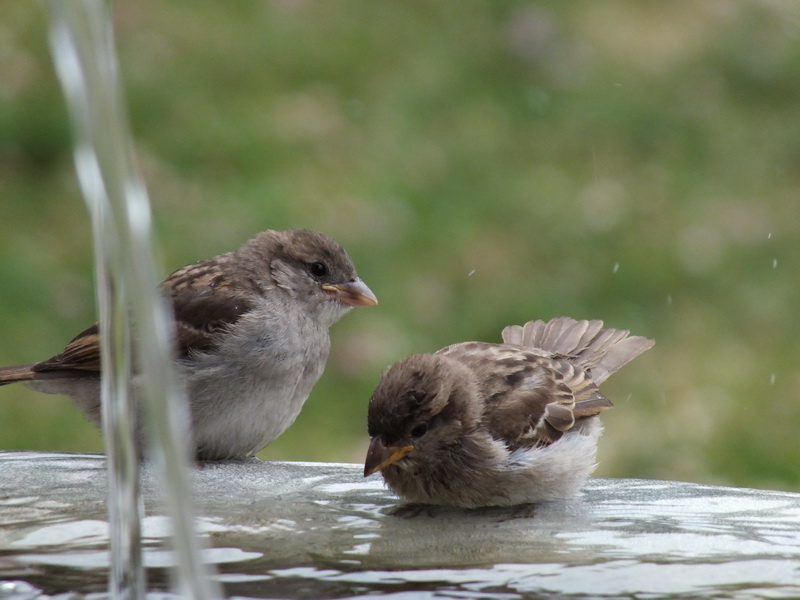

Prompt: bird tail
xmin=502 ymin=316 xmax=654 ymax=384
xmin=0 ymin=364 xmax=37 ymax=386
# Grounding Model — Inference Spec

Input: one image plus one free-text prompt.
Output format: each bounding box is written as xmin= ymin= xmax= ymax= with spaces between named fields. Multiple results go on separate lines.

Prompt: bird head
xmin=364 ymin=353 xmax=479 ymax=477
xmin=243 ymin=229 xmax=377 ymax=325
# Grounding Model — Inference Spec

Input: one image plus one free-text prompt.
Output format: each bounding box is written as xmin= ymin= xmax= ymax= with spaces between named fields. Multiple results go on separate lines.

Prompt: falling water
xmin=45 ymin=2 xmax=220 ymax=599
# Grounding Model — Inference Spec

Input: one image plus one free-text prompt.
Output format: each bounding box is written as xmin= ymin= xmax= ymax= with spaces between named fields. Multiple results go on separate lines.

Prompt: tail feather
xmin=572 ymin=320 xmax=605 ymax=352
xmin=550 ymin=319 xmax=595 ymax=353
xmin=513 ymin=320 xmax=537 ymax=346
xmin=0 ymin=364 xmax=37 ymax=385
xmin=579 ymin=327 xmax=630 ymax=363
xmin=590 ymin=335 xmax=655 ymax=384
xmin=502 ymin=316 xmax=654 ymax=383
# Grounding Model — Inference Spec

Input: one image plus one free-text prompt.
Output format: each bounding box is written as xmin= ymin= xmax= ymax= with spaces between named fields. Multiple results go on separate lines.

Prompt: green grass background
xmin=1 ymin=1 xmax=798 ymax=491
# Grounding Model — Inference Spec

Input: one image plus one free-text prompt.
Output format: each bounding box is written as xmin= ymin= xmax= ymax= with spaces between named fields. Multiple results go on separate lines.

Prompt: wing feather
xmin=31 ymin=254 xmax=258 ymax=377
xmin=438 ymin=341 xmax=611 ymax=451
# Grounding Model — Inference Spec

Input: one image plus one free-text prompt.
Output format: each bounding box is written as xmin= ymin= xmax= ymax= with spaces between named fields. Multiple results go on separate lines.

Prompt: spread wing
xmin=502 ymin=317 xmax=655 ymax=384
xmin=31 ymin=253 xmax=258 ymax=377
xmin=437 ymin=341 xmax=612 ymax=451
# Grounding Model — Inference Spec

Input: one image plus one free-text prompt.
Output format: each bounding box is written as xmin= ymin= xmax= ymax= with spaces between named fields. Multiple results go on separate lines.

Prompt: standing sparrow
xmin=364 ymin=316 xmax=653 ymax=508
xmin=0 ymin=229 xmax=377 ymax=460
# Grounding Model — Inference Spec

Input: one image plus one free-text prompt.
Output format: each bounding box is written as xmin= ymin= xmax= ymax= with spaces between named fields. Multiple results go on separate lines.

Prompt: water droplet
xmin=612 ymin=262 xmax=619 ymax=274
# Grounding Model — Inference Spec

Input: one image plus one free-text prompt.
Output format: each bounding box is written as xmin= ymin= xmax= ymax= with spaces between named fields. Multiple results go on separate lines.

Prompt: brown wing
xmin=502 ymin=317 xmax=654 ymax=384
xmin=169 ymin=287 xmax=255 ymax=358
xmin=164 ymin=253 xmax=260 ymax=358
xmin=437 ymin=341 xmax=613 ymax=451
xmin=32 ymin=324 xmax=102 ymax=375
xmin=32 ymin=253 xmax=259 ymax=376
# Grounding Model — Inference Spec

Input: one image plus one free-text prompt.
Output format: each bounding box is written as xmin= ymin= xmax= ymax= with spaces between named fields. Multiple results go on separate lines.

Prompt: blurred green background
xmin=1 ymin=1 xmax=798 ymax=491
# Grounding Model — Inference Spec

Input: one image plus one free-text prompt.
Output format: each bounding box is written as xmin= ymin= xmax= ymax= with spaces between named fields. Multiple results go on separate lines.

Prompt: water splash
xmin=45 ymin=2 xmax=220 ymax=599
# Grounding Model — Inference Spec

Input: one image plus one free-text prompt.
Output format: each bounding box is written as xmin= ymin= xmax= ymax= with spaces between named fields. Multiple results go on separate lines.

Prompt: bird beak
xmin=322 ymin=278 xmax=378 ymax=307
xmin=363 ymin=438 xmax=414 ymax=477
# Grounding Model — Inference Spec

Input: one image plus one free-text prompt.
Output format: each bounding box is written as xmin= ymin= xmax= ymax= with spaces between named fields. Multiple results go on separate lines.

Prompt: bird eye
xmin=308 ymin=262 xmax=328 ymax=278
xmin=410 ymin=423 xmax=428 ymax=438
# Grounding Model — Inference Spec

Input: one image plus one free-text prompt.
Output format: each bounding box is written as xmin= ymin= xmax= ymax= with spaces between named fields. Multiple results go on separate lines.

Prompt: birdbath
xmin=2 ymin=451 xmax=800 ymax=599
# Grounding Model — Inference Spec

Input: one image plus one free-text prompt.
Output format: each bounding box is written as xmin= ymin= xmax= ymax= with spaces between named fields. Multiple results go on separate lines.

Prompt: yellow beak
xmin=363 ymin=438 xmax=414 ymax=477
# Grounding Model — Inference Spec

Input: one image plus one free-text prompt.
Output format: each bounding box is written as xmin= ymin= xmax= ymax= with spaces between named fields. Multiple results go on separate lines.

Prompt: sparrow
xmin=0 ymin=229 xmax=377 ymax=461
xmin=364 ymin=316 xmax=654 ymax=508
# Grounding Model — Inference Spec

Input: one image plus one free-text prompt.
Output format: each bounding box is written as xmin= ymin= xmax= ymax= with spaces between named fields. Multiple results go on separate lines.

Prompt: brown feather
xmin=436 ymin=317 xmax=652 ymax=452
xmin=0 ymin=364 xmax=37 ymax=384
xmin=573 ymin=394 xmax=614 ymax=416
xmin=33 ymin=324 xmax=102 ymax=373
xmin=22 ymin=253 xmax=260 ymax=380
xmin=503 ymin=317 xmax=654 ymax=383
xmin=437 ymin=343 xmax=578 ymax=450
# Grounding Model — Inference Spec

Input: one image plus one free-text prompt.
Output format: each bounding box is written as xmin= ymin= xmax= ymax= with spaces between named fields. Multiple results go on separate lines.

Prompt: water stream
xmin=44 ymin=2 xmax=220 ymax=598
